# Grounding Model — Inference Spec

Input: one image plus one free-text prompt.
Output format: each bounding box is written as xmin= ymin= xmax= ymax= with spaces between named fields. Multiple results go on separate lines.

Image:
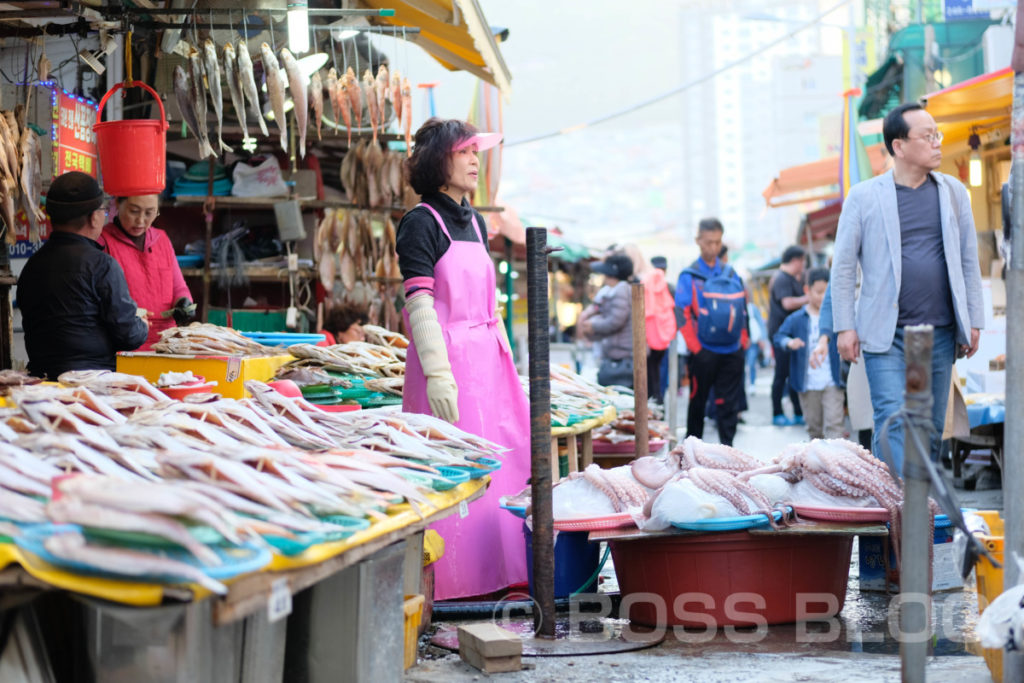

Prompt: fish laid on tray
xmin=287 ymin=342 xmax=406 ymax=377
xmin=152 ymin=323 xmax=275 ymax=356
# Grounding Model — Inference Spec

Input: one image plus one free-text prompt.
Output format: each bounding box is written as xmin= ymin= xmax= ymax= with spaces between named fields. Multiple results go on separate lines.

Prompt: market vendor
xmin=18 ymin=172 xmax=149 ymax=379
xmin=396 ymin=118 xmax=528 ymax=601
xmin=317 ymin=302 xmax=368 ymax=346
xmin=99 ymin=194 xmax=194 ymax=349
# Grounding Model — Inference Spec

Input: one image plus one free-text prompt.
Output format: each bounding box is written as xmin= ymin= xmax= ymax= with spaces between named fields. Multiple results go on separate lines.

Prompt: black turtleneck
xmin=395 ymin=192 xmax=489 ymax=285
xmin=113 ymin=217 xmax=147 ymax=250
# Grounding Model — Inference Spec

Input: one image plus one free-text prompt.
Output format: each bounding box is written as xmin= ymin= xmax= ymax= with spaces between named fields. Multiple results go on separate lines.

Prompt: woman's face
xmin=336 ymin=322 xmax=366 ymax=343
xmin=445 ymin=145 xmax=479 ymax=197
xmin=118 ymin=195 xmax=160 ymax=237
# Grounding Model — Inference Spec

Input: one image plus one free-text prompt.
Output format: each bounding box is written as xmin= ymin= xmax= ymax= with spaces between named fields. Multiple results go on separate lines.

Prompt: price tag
xmin=458 ymin=500 xmax=469 ymax=519
xmin=267 ymin=578 xmax=292 ymax=623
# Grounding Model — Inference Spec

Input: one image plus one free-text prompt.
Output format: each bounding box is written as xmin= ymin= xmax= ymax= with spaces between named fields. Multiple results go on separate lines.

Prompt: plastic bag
xmin=231 ymin=156 xmax=288 ymax=197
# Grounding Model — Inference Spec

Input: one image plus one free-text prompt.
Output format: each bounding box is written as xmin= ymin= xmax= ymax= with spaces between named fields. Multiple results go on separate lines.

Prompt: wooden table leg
xmin=580 ymin=431 xmax=593 ymax=469
xmin=566 ymin=432 xmax=579 ymax=474
xmin=551 ymin=437 xmax=560 ymax=483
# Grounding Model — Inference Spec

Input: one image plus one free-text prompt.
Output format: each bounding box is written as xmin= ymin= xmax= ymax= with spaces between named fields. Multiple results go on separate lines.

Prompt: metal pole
xmin=1003 ymin=4 xmax=1024 ymax=678
xmin=900 ymin=324 xmax=933 ymax=683
xmin=526 ymin=227 xmax=555 ymax=638
xmin=504 ymin=237 xmax=515 ymax=354
xmin=631 ymin=282 xmax=649 ymax=459
xmin=201 ymin=165 xmax=215 ymax=324
xmin=667 ymin=336 xmax=679 ymax=445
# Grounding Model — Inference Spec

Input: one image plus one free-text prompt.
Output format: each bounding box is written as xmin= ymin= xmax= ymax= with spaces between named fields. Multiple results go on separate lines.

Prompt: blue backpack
xmin=683 ymin=262 xmax=747 ymax=348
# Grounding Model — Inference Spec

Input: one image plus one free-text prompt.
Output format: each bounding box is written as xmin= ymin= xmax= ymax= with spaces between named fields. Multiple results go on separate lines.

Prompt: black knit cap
xmin=46 ymin=171 xmax=104 ymax=223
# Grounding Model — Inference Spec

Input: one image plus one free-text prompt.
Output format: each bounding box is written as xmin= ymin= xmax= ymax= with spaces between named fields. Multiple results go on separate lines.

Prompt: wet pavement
xmin=406 ymin=375 xmax=1003 ymax=681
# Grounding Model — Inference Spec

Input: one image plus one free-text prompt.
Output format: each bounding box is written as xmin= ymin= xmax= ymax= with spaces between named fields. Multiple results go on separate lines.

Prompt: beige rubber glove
xmin=406 ymin=294 xmax=459 ymax=423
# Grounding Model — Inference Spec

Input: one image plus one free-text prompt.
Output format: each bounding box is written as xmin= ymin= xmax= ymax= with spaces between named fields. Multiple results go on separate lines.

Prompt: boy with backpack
xmin=773 ymin=268 xmax=844 ymax=439
xmin=676 ymin=218 xmax=749 ymax=446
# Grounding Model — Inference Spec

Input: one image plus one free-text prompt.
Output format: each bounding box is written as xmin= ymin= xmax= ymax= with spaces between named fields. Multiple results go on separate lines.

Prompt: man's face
xmin=789 ymin=256 xmax=805 ymax=278
xmin=696 ymin=229 xmax=723 ymax=263
xmin=807 ymin=279 xmax=828 ymax=309
xmin=894 ymin=109 xmax=942 ymax=172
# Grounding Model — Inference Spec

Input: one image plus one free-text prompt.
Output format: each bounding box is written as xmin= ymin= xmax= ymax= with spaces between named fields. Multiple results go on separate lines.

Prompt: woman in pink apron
xmin=396 ymin=118 xmax=529 ymax=600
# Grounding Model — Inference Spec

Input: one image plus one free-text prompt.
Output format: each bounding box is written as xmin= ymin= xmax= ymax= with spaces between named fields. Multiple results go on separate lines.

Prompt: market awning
xmin=361 ymin=0 xmax=512 ymax=96
xmin=922 ymin=66 xmax=1011 ymax=145
xmin=762 ymin=144 xmax=890 ymax=208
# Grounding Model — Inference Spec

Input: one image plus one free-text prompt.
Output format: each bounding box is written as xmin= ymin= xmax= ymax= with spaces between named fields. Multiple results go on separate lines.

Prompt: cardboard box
xmin=859 ymin=523 xmax=962 ymax=592
xmin=116 ymin=352 xmax=293 ymax=399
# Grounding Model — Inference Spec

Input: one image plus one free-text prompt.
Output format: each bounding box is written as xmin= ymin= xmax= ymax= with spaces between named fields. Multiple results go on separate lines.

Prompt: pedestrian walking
xmin=676 ymin=218 xmax=748 ymax=446
xmin=831 ymin=102 xmax=984 ymax=471
xmin=578 ymin=253 xmax=635 ymax=388
xmin=768 ymin=245 xmax=807 ymax=426
xmin=774 ymin=268 xmax=844 ymax=439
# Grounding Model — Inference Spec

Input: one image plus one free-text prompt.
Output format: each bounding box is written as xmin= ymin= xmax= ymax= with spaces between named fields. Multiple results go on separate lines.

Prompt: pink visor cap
xmin=453 ymin=132 xmax=503 ymax=152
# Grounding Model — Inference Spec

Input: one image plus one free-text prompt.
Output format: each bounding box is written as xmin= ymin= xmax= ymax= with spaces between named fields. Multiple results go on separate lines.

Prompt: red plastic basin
xmin=609 ymin=531 xmax=852 ymax=627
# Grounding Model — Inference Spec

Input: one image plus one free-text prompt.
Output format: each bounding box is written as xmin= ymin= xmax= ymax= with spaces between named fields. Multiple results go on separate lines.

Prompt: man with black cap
xmin=17 ymin=171 xmax=148 ymax=379
xmin=578 ymin=252 xmax=634 ymax=388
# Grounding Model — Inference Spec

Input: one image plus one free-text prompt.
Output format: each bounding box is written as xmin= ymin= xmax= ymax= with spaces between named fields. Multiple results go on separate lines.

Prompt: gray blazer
xmin=831 ymin=169 xmax=984 ymax=353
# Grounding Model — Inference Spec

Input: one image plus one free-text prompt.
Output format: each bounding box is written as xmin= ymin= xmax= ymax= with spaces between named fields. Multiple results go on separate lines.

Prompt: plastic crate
xmin=403 ymin=594 xmax=425 ymax=670
xmin=973 ymin=510 xmax=1005 ymax=683
xmin=523 ymin=523 xmax=601 ymax=598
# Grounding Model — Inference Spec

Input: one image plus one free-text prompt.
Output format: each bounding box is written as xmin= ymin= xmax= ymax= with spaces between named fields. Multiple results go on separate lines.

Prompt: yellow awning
xmin=361 ymin=0 xmax=511 ymax=97
xmin=922 ymin=67 xmax=1011 ymax=144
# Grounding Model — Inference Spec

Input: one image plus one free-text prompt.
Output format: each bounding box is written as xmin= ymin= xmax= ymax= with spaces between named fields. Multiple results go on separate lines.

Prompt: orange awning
xmin=922 ymin=67 xmax=1011 ymax=144
xmin=762 ymin=143 xmax=890 ymax=207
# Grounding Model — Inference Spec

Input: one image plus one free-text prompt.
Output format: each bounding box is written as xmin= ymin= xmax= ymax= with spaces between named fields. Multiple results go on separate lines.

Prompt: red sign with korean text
xmin=54 ymin=89 xmax=98 ymax=177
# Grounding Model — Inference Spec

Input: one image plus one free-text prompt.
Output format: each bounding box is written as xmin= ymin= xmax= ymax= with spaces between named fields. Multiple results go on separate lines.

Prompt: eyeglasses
xmin=906 ymin=131 xmax=943 ymax=144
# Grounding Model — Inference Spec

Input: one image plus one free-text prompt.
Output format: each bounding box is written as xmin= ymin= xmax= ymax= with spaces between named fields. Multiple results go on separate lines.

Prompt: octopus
xmin=642 ymin=466 xmax=791 ymax=529
xmin=572 ymin=463 xmax=650 ymax=513
xmin=739 ymin=438 xmax=933 ymax=569
xmin=631 ymin=436 xmax=762 ymax=489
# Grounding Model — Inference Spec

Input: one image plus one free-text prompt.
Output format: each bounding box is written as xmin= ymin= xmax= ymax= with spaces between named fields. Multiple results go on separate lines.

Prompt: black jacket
xmin=17 ymin=231 xmax=148 ymax=379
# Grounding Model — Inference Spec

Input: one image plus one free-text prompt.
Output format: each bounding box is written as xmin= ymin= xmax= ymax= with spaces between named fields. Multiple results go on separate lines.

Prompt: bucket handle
xmin=97 ymin=81 xmax=168 ymax=130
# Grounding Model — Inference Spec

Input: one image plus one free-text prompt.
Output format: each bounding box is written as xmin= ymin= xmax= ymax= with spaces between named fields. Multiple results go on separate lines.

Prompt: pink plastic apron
xmin=403 ymin=203 xmax=529 ymax=600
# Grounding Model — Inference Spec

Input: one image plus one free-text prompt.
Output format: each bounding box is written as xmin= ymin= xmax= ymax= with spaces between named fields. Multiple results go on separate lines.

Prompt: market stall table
xmin=549 ymin=405 xmax=617 ymax=481
xmin=952 ymin=395 xmax=1005 ymax=488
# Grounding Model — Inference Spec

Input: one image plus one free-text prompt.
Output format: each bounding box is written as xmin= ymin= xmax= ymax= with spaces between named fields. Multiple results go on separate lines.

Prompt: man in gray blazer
xmin=831 ymin=102 xmax=984 ymax=473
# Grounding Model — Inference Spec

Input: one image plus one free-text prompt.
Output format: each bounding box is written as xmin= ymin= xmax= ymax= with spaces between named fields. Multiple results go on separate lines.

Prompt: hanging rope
xmin=124 ymin=30 xmax=133 ymax=87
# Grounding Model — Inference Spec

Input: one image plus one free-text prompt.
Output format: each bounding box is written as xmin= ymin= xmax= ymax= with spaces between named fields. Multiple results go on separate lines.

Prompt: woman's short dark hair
xmin=883 ymin=103 xmax=925 ymax=155
xmin=325 ymin=302 xmax=368 ymax=337
xmin=404 ymin=117 xmax=479 ymax=195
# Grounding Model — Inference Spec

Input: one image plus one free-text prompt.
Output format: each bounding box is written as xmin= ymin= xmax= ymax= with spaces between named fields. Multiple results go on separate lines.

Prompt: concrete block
xmin=458 ymin=623 xmax=522 ymax=673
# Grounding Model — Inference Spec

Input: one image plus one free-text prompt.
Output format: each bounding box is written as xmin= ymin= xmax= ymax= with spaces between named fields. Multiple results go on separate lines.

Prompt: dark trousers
xmin=648 ymin=348 xmax=666 ymax=402
xmin=687 ymin=348 xmax=745 ymax=446
xmin=771 ymin=347 xmax=803 ymax=418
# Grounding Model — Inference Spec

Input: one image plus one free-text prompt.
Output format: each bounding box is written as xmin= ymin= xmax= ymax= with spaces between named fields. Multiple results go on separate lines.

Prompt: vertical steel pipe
xmin=900 ymin=324 xmax=933 ymax=683
xmin=1004 ymin=4 xmax=1024 ymax=677
xmin=667 ymin=336 xmax=679 ymax=446
xmin=526 ymin=227 xmax=555 ymax=638
xmin=631 ymin=282 xmax=649 ymax=458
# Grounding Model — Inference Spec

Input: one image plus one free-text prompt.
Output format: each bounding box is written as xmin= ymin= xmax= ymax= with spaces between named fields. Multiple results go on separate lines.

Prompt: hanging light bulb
xmin=287 ymin=1 xmax=310 ymax=55
xmin=968 ymin=131 xmax=983 ymax=188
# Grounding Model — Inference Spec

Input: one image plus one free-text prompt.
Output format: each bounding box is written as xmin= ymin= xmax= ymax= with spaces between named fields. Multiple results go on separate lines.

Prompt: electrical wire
xmin=505 ymin=0 xmax=856 ymax=148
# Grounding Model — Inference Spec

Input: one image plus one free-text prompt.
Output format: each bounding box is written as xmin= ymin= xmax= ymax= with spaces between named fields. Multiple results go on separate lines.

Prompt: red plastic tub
xmin=609 ymin=531 xmax=853 ymax=627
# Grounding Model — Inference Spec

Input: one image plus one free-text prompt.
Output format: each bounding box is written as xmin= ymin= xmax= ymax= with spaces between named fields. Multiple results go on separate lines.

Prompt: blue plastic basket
xmin=671 ymin=510 xmax=784 ymax=532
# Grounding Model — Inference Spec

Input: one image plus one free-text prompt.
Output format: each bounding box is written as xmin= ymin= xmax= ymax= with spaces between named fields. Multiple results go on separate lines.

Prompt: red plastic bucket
xmin=94 ymin=81 xmax=169 ymax=196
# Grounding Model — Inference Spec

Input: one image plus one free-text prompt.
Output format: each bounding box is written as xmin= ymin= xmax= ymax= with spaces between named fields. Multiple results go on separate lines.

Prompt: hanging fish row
xmin=172 ymin=39 xmax=412 ymax=160
xmin=340 ymin=141 xmax=416 ymax=210
xmin=0 ymin=110 xmax=45 ymax=246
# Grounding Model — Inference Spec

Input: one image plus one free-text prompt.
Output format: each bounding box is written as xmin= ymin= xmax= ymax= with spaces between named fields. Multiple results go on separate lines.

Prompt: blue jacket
xmin=675 ymin=258 xmax=747 ymax=354
xmin=773 ymin=305 xmax=842 ymax=393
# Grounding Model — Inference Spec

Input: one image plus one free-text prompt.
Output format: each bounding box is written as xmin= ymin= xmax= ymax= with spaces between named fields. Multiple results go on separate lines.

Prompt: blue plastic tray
xmin=176 ymin=254 xmax=204 ymax=268
xmin=317 ymin=515 xmax=371 ymax=542
xmin=240 ymin=332 xmax=326 ymax=346
xmin=671 ymin=510 xmax=785 ymax=532
xmin=499 ymin=498 xmax=528 ymax=519
xmin=450 ymin=457 xmax=502 ymax=480
xmin=262 ymin=531 xmax=327 ymax=556
xmin=15 ymin=524 xmax=271 ymax=582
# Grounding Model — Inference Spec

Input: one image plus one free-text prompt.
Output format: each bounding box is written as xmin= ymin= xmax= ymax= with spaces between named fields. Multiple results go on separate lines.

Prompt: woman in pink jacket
xmin=100 ymin=194 xmax=193 ymax=350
